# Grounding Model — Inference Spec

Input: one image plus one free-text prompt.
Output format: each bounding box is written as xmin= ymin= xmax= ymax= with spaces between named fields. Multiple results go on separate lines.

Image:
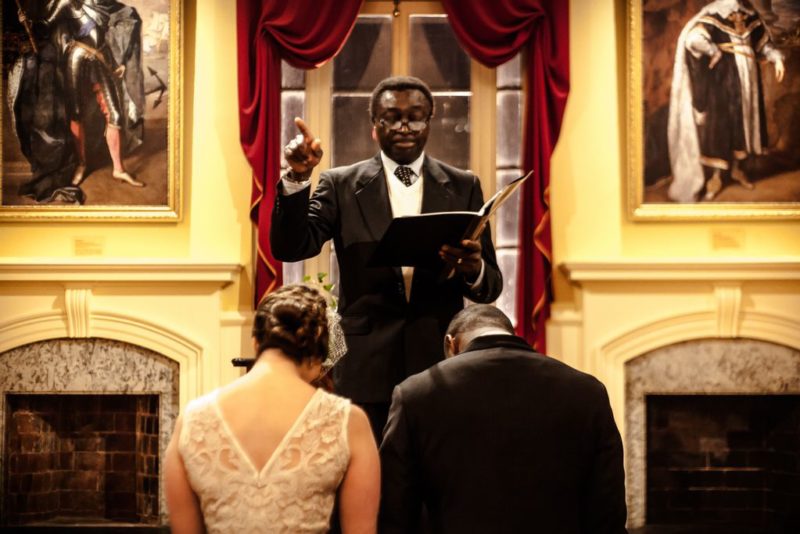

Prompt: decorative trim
xmin=596 ymin=310 xmax=800 ymax=424
xmin=0 ymin=312 xmax=69 ymax=353
xmin=0 ymin=261 xmax=240 ymax=284
xmin=220 ymin=310 xmax=251 ymax=327
xmin=0 ymin=309 xmax=202 ymax=411
xmin=562 ymin=260 xmax=800 ymax=282
xmin=714 ymin=283 xmax=742 ymax=337
xmin=64 ymin=286 xmax=92 ymax=338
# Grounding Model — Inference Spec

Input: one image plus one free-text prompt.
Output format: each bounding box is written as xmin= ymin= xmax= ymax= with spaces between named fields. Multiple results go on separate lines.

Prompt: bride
xmin=165 ymin=284 xmax=379 ymax=533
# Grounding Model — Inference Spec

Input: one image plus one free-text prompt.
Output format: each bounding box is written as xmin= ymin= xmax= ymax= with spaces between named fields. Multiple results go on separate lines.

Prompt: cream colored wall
xmin=0 ymin=0 xmax=254 ymax=313
xmin=551 ymin=0 xmax=800 ymax=301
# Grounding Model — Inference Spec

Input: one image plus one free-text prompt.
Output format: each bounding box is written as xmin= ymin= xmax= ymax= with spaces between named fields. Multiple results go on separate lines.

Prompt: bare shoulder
xmin=347 ymin=404 xmax=379 ymax=450
xmin=347 ymin=403 xmax=372 ymax=435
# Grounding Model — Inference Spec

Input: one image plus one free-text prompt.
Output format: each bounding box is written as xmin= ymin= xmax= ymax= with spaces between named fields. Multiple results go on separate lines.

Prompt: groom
xmin=379 ymin=305 xmax=628 ymax=533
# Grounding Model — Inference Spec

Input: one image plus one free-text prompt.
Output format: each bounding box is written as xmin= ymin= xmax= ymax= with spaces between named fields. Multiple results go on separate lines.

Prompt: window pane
xmin=497 ymin=53 xmax=522 ymax=90
xmin=495 ymin=170 xmax=522 ymax=248
xmin=426 ymin=94 xmax=470 ymax=171
xmin=333 ymin=16 xmax=392 ymax=91
xmin=282 ymin=60 xmax=305 ymax=90
xmin=332 ymin=95 xmax=375 ymax=167
xmin=496 ymin=90 xmax=522 ymax=169
xmin=281 ymin=91 xmax=305 ymax=152
xmin=409 ymin=15 xmax=470 ymax=91
xmin=495 ymin=250 xmax=519 ymax=327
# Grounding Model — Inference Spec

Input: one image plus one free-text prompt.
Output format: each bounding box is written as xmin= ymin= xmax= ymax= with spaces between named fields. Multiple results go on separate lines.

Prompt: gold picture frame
xmin=1 ymin=0 xmax=182 ymax=222
xmin=627 ymin=0 xmax=800 ymax=220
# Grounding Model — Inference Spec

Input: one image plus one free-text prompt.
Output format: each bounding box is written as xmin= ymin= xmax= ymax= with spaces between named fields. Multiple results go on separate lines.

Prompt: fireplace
xmin=4 ymin=394 xmax=160 ymax=525
xmin=0 ymin=338 xmax=179 ymax=528
xmin=625 ymin=338 xmax=800 ymax=533
xmin=646 ymin=394 xmax=800 ymax=531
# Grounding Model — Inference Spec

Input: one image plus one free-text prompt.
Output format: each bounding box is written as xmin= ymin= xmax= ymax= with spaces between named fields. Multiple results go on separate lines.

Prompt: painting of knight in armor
xmin=1 ymin=0 xmax=180 ymax=221
xmin=630 ymin=0 xmax=800 ymax=219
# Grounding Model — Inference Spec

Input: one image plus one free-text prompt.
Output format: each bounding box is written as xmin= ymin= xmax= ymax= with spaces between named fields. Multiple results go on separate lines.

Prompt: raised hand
xmin=284 ymin=117 xmax=323 ymax=180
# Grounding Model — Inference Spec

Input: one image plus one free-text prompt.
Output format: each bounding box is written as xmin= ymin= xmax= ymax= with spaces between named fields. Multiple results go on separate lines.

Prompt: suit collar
xmin=355 ymin=154 xmax=385 ymax=190
xmin=462 ymin=334 xmax=536 ymax=355
xmin=354 ymin=155 xmax=393 ymax=242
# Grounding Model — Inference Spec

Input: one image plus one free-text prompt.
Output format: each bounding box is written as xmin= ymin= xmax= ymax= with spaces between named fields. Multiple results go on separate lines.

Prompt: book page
xmin=479 ymin=170 xmax=534 ymax=218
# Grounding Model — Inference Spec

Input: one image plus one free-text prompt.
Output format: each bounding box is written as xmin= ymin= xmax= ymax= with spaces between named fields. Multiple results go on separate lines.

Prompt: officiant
xmin=270 ymin=75 xmax=503 ymax=439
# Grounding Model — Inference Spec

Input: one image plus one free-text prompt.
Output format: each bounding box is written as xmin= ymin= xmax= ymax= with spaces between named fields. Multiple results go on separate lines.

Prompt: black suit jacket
xmin=379 ymin=335 xmax=628 ymax=534
xmin=270 ymin=154 xmax=503 ymax=403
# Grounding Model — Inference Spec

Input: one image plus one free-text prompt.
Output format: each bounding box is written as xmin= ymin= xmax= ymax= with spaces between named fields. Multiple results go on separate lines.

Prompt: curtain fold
xmin=237 ymin=0 xmax=363 ymax=305
xmin=441 ymin=0 xmax=570 ymax=352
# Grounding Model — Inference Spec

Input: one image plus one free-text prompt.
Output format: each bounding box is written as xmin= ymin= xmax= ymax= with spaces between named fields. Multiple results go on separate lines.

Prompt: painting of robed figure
xmin=1 ymin=0 xmax=180 ymax=221
xmin=630 ymin=0 xmax=800 ymax=219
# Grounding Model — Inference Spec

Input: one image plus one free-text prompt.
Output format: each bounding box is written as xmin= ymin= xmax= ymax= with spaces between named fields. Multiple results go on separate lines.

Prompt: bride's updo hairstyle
xmin=252 ymin=284 xmax=329 ymax=364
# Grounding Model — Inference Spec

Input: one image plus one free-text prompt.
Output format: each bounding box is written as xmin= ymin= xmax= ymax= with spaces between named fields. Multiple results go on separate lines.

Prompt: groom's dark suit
xmin=270 ymin=154 xmax=503 ymax=406
xmin=380 ymin=334 xmax=628 ymax=534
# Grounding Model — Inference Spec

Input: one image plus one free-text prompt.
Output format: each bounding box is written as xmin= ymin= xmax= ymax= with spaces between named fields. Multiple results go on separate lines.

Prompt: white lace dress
xmin=178 ymin=388 xmax=351 ymax=533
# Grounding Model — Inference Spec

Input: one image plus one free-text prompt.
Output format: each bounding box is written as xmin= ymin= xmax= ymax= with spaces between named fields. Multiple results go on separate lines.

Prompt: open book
xmin=368 ymin=171 xmax=533 ymax=269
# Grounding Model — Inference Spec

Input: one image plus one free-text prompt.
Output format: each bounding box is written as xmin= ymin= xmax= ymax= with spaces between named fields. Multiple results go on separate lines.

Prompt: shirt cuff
xmin=467 ymin=259 xmax=486 ymax=290
xmin=281 ymin=175 xmax=311 ymax=195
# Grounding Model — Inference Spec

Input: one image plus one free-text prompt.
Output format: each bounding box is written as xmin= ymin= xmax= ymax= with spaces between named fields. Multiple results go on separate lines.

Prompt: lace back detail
xmin=178 ymin=390 xmax=351 ymax=534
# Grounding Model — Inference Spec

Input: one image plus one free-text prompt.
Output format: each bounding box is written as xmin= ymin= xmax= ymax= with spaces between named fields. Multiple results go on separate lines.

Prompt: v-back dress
xmin=178 ymin=388 xmax=351 ymax=533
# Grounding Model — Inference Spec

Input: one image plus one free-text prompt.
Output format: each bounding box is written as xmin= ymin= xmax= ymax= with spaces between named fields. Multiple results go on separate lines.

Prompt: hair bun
xmin=252 ymin=285 xmax=329 ymax=363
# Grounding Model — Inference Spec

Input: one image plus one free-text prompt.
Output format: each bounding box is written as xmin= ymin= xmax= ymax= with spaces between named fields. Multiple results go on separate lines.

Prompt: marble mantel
xmin=0 ymin=260 xmax=245 ymax=409
xmin=548 ymin=259 xmax=800 ymax=529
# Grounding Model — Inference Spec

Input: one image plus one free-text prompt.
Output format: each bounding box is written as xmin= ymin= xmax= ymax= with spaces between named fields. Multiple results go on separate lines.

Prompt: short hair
xmin=252 ymin=284 xmax=329 ymax=364
xmin=369 ymin=76 xmax=434 ymax=121
xmin=446 ymin=304 xmax=514 ymax=338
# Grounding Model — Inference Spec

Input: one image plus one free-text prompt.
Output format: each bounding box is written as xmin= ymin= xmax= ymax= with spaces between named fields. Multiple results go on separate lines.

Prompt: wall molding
xmin=0 ymin=260 xmax=240 ymax=283
xmin=0 ymin=260 xmax=245 ymax=408
xmin=0 ymin=309 xmax=202 ymax=410
xmin=64 ymin=285 xmax=92 ymax=338
xmin=562 ymin=259 xmax=800 ymax=282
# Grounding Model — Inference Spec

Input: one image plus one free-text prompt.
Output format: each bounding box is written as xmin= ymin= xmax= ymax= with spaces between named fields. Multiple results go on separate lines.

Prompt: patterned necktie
xmin=394 ymin=166 xmax=414 ymax=187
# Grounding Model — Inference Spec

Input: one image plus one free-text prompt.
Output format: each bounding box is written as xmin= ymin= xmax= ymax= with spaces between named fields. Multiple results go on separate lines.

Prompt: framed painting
xmin=627 ymin=0 xmax=800 ymax=219
xmin=1 ymin=0 xmax=181 ymax=221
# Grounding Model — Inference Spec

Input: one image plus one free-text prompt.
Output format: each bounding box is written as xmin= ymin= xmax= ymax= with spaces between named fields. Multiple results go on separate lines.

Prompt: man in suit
xmin=271 ymin=76 xmax=503 ymax=439
xmin=379 ymin=305 xmax=628 ymax=533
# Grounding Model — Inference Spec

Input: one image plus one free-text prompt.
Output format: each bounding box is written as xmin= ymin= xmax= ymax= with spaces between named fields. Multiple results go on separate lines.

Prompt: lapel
xmin=354 ymin=154 xmax=393 ymax=242
xmin=421 ymin=156 xmax=456 ymax=214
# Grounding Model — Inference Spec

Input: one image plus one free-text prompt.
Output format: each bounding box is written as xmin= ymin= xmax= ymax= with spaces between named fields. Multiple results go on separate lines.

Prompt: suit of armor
xmin=39 ymin=0 xmax=142 ymax=186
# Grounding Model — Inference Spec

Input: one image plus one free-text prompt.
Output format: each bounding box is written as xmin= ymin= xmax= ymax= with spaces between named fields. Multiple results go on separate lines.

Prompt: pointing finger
xmin=294 ymin=117 xmax=315 ymax=143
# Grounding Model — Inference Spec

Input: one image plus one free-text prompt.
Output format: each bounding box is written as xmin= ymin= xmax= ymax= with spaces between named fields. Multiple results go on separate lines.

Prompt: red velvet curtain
xmin=237 ymin=0 xmax=362 ymax=305
xmin=441 ymin=0 xmax=570 ymax=352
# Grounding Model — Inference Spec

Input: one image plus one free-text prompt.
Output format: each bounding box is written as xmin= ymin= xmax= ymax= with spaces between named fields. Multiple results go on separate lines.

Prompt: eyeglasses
xmin=377 ymin=117 xmax=429 ymax=132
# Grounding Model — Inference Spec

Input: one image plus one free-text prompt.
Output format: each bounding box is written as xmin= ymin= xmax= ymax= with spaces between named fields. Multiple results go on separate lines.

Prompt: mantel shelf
xmin=0 ymin=260 xmax=241 ymax=285
xmin=561 ymin=259 xmax=800 ymax=283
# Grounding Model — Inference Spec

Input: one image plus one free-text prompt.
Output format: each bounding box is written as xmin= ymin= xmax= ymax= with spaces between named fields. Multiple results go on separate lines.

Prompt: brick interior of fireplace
xmin=3 ymin=394 xmax=160 ymax=526
xmin=646 ymin=394 xmax=800 ymax=531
